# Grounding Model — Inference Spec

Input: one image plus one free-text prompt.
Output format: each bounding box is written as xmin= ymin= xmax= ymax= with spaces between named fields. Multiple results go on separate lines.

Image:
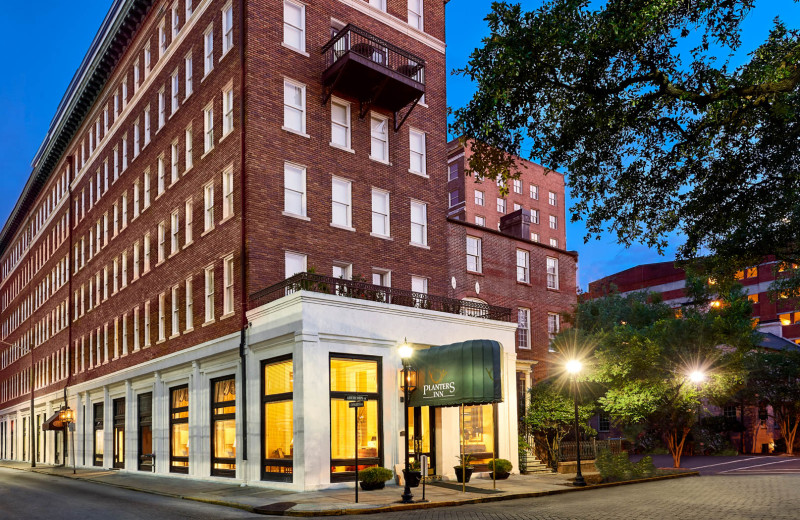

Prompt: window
xmin=185 ymin=53 xmax=193 ymax=98
xmin=134 ymin=307 xmax=140 ymax=351
xmin=466 ymin=236 xmax=482 ymax=272
xmin=549 ymin=215 xmax=558 ymax=229
xmin=223 ymin=255 xmax=234 ymax=315
xmin=548 ymin=313 xmax=560 ymax=348
xmin=516 ymin=249 xmax=529 ymax=283
xmin=747 ymin=266 xmax=758 ymax=278
xmin=599 ymin=415 xmax=610 ymax=433
xmin=408 ymin=0 xmax=423 ymax=29
xmin=134 ymin=59 xmax=140 ymax=90
xmin=283 ymin=163 xmax=306 ymax=217
xmin=531 ymin=209 xmax=540 ymax=224
xmin=409 ymin=129 xmax=426 ymax=174
xmin=204 ymin=182 xmax=215 ymax=231
xmin=113 ymin=146 xmax=119 ymax=180
xmin=133 ymin=121 xmax=140 ymax=156
xmin=122 ymin=134 xmax=128 ymax=169
xmin=171 ymin=141 xmax=179 ymax=184
xmin=513 ymin=203 xmax=522 ymax=212
xmin=222 ymin=3 xmax=233 ymax=54
xmin=157 ymin=156 xmax=166 ymax=195
xmin=121 ymin=192 xmax=128 ymax=227
xmin=133 ymin=241 xmax=140 ymax=279
xmin=371 ymin=189 xmax=390 ymax=236
xmin=185 ymin=0 xmax=193 ymax=20
xmin=169 ymin=386 xmax=189 ymax=473
xmin=204 ymin=105 xmax=214 ymax=152
xmin=368 ymin=0 xmax=386 ymax=11
xmin=222 ymin=167 xmax=234 ymax=218
xmin=530 ymin=184 xmax=539 ymax=200
xmin=171 ymin=70 xmax=180 ymax=112
xmin=283 ymin=0 xmax=305 ymax=52
xmin=517 ymin=308 xmax=530 ymax=350
xmin=283 ymin=79 xmax=306 ymax=134
xmin=531 ymin=232 xmax=539 ymax=242
xmin=497 ymin=198 xmax=506 ymax=214
xmin=331 ymin=177 xmax=352 ymax=228
xmin=550 ymin=238 xmax=559 ymax=248
xmin=144 ymin=300 xmax=151 ymax=347
xmin=93 ymin=402 xmax=104 ymax=466
xmin=747 ymin=293 xmax=759 ymax=304
xmin=185 ymin=125 xmax=193 ymax=169
xmin=205 ymin=265 xmax=215 ymax=322
xmin=222 ymin=86 xmax=234 ymax=135
xmin=547 ymin=257 xmax=559 ymax=289
xmin=144 ymin=106 xmax=151 ymax=145
xmin=211 ymin=376 xmax=236 ymax=477
xmin=172 ymin=4 xmax=180 ymax=37
xmin=474 ymin=190 xmax=484 ymax=206
xmin=158 ymin=20 xmax=167 ymax=58
xmin=133 ymin=181 xmax=140 ymax=217
xmin=204 ymin=26 xmax=214 ymax=75
xmin=158 ymin=293 xmax=166 ymax=341
xmin=448 ymin=190 xmax=460 ymax=208
xmin=513 ymin=179 xmax=522 ymax=194
xmin=370 ymin=114 xmax=388 ymax=162
xmin=475 ymin=216 xmax=485 ymax=226
xmin=330 ymin=356 xmax=381 ymax=481
xmin=185 ymin=277 xmax=194 ymax=330
xmin=285 ymin=251 xmax=307 ymax=279
xmin=144 ymin=170 xmax=151 ymax=208
xmin=171 ymin=211 xmax=180 ymax=255
xmin=330 ymin=99 xmax=350 ymax=149
xmin=448 ymin=163 xmax=459 ymax=181
xmin=138 ymin=393 xmax=153 ymax=471
xmin=185 ymin=198 xmax=194 ymax=244
xmin=144 ymin=233 xmax=151 ymax=272
xmin=262 ymin=357 xmax=293 ymax=481
xmin=158 ymin=222 xmax=166 ymax=263
xmin=158 ymin=88 xmax=166 ymax=128
xmin=410 ymin=200 xmax=427 ymax=246
xmin=549 ymin=191 xmax=557 ymax=206
xmin=333 ymin=263 xmax=352 ymax=280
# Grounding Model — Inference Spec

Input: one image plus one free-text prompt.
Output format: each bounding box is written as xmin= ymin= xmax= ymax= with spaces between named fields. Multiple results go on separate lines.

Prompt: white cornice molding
xmin=337 ymin=0 xmax=446 ymax=54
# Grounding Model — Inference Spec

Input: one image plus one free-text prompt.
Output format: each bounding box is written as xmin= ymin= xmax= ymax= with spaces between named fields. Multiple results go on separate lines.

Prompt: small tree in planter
xmin=488 ymin=458 xmax=513 ymax=479
xmin=358 ymin=467 xmax=393 ymax=491
xmin=454 ymin=454 xmax=474 ymax=483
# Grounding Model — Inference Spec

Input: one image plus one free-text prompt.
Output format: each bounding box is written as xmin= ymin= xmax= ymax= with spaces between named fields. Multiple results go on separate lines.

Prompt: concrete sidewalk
xmin=0 ymin=461 xmax=698 ymax=516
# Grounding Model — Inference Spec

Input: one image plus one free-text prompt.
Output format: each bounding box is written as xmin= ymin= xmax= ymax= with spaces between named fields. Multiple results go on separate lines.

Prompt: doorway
xmin=408 ymin=406 xmax=436 ymax=475
xmin=113 ymin=398 xmax=125 ymax=469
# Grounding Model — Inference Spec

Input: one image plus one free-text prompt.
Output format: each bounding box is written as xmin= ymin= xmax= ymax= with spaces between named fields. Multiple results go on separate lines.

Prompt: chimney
xmin=757 ymin=319 xmax=784 ymax=339
xmin=499 ymin=209 xmax=531 ymax=240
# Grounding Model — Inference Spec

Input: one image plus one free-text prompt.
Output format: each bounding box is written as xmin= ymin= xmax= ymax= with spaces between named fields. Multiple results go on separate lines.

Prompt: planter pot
xmin=359 ymin=481 xmax=386 ymax=491
xmin=490 ymin=471 xmax=510 ymax=480
xmin=403 ymin=469 xmax=422 ymax=488
xmin=454 ymin=466 xmax=474 ymax=483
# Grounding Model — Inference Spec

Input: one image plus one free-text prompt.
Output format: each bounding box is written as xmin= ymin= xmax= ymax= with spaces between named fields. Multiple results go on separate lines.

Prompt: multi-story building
xmin=0 ymin=0 xmax=521 ymax=490
xmin=445 ymin=139 xmax=578 ymax=419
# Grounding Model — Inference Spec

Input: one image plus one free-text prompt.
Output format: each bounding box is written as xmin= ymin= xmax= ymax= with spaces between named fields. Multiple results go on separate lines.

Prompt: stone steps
xmin=520 ymin=454 xmax=553 ymax=474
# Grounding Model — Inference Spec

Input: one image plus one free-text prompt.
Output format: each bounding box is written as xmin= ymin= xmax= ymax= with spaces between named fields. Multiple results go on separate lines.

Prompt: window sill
xmin=282 ymin=126 xmax=310 ymax=139
xmin=466 ymin=270 xmax=484 ymax=276
xmin=202 ymin=319 xmax=216 ymax=327
xmin=220 ymin=312 xmax=235 ymax=321
xmin=282 ymin=211 xmax=310 ymax=221
xmin=517 ymin=281 xmax=532 ymax=287
xmin=547 ymin=287 xmax=561 ymax=293
xmin=369 ymin=156 xmax=391 ymax=166
xmin=185 ymin=165 xmax=193 ymax=174
xmin=183 ymin=240 xmax=194 ymax=250
xmin=330 ymin=222 xmax=355 ymax=232
xmin=201 ymin=148 xmax=214 ymax=160
xmin=184 ymin=327 xmax=194 ymax=334
xmin=156 ymin=260 xmax=165 ymax=268
xmin=409 ymin=242 xmax=429 ymax=249
xmin=219 ymin=215 xmax=234 ymax=226
xmin=409 ymin=169 xmax=429 ymax=178
xmin=156 ymin=339 xmax=166 ymax=345
xmin=219 ymin=130 xmax=233 ymax=144
xmin=155 ymin=192 xmax=164 ymax=201
xmin=169 ymin=251 xmax=179 ymax=259
xmin=201 ymin=71 xmax=213 ymax=83
xmin=330 ymin=143 xmax=355 ymax=154
xmin=282 ymin=42 xmax=309 ymax=56
xmin=370 ymin=232 xmax=393 ymax=240
xmin=169 ymin=109 xmax=179 ymax=120
xmin=201 ymin=227 xmax=215 ymax=237
xmin=169 ymin=334 xmax=180 ymax=340
xmin=220 ymin=47 xmax=234 ymax=62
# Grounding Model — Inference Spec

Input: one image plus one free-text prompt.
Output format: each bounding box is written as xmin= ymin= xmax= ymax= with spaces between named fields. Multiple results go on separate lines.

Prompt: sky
xmin=0 ymin=1 xmax=798 ymax=290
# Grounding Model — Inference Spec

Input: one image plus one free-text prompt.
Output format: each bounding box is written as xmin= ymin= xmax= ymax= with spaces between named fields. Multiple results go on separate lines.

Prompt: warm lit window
xmin=283 ymin=0 xmax=305 ymax=52
xmin=331 ymin=177 xmax=352 ymax=228
xmin=283 ymin=163 xmax=306 ymax=217
xmin=169 ymin=386 xmax=189 ymax=472
xmin=516 ymin=249 xmax=530 ymax=283
xmin=466 ymin=236 xmax=482 ymax=272
xmin=262 ymin=358 xmax=293 ymax=479
xmin=410 ymin=200 xmax=427 ymax=246
xmin=211 ymin=376 xmax=236 ymax=476
xmin=283 ymin=79 xmax=306 ymax=134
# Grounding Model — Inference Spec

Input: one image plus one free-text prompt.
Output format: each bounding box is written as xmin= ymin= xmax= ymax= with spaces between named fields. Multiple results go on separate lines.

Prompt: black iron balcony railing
xmin=249 ymin=273 xmax=513 ymax=322
xmin=322 ymin=24 xmax=426 ymax=85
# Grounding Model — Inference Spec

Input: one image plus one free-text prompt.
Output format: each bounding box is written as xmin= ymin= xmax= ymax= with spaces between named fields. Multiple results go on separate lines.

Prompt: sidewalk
xmin=0 ymin=461 xmax=698 ymax=516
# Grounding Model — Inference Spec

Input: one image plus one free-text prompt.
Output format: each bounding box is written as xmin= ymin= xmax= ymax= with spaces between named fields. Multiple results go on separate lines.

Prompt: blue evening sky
xmin=1 ymin=1 xmax=798 ymax=289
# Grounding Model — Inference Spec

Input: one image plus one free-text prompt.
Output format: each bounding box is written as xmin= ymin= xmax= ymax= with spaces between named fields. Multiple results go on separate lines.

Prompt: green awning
xmin=408 ymin=339 xmax=503 ymax=408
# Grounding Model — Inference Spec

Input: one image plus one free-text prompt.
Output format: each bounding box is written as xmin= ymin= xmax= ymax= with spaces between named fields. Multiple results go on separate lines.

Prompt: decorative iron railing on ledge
xmin=249 ymin=272 xmax=512 ymax=322
xmin=558 ymin=438 xmax=624 ymax=462
xmin=322 ymin=24 xmax=426 ymax=85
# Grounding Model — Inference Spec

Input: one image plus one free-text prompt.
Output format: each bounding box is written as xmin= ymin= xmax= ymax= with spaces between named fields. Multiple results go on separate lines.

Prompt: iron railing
xmin=249 ymin=272 xmax=512 ymax=322
xmin=322 ymin=24 xmax=426 ymax=85
xmin=558 ymin=438 xmax=623 ymax=461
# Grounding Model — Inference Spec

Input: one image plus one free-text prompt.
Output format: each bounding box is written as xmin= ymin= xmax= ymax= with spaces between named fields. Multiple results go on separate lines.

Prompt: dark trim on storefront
xmin=261 ymin=354 xmax=293 ymax=482
xmin=169 ymin=384 xmax=189 ymax=473
xmin=137 ymin=392 xmax=153 ymax=471
xmin=210 ymin=374 xmax=237 ymax=478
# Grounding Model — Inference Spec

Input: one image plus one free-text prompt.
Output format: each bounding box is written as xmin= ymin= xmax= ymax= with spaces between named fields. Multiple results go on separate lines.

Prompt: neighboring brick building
xmin=446 ymin=139 xmax=578 ymax=419
xmin=0 ymin=0 xmax=522 ymax=489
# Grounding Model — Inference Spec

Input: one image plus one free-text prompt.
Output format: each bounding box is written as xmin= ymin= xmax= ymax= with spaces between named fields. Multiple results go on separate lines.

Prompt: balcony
xmin=321 ymin=24 xmax=425 ymax=130
xmin=249 ymin=273 xmax=513 ymax=322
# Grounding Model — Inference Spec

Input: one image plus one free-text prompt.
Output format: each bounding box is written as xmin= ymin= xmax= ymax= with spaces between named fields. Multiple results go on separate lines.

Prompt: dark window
xmin=170 ymin=385 xmax=189 ymax=473
xmin=138 ymin=393 xmax=153 ymax=471
xmin=599 ymin=415 xmax=610 ymax=433
xmin=516 ymin=372 xmax=527 ymax=421
xmin=93 ymin=403 xmax=104 ymax=467
xmin=723 ymin=405 xmax=737 ymax=419
xmin=262 ymin=356 xmax=293 ymax=482
xmin=211 ymin=376 xmax=236 ymax=477
xmin=113 ymin=398 xmax=125 ymax=469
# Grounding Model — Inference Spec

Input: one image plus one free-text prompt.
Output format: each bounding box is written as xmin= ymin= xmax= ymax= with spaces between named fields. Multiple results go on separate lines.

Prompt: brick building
xmin=0 ymin=0 xmax=522 ymax=490
xmin=445 ymin=139 xmax=578 ymax=419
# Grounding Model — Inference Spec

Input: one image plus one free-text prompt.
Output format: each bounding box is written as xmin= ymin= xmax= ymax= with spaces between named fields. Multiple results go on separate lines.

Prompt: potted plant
xmin=454 ymin=454 xmax=474 ymax=483
xmin=358 ymin=466 xmax=393 ymax=491
xmin=488 ymin=458 xmax=513 ymax=480
xmin=403 ymin=460 xmax=422 ymax=488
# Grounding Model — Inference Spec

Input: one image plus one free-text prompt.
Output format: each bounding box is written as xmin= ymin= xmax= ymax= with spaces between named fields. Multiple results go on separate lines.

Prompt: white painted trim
xmin=336 ymin=0 xmax=445 ymax=53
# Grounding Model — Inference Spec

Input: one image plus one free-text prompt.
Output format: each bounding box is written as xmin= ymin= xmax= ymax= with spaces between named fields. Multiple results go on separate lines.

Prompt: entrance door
xmin=407 ymin=406 xmax=436 ymax=475
xmin=113 ymin=398 xmax=125 ymax=469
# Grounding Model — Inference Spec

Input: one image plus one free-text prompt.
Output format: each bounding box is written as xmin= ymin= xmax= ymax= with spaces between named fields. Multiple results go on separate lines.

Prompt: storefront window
xmin=262 ymin=357 xmax=293 ymax=481
xmin=330 ymin=356 xmax=381 ymax=481
xmin=138 ymin=393 xmax=153 ymax=471
xmin=407 ymin=406 xmax=435 ymax=475
xmin=461 ymin=404 xmax=496 ymax=468
xmin=93 ymin=403 xmax=104 ymax=467
xmin=170 ymin=385 xmax=189 ymax=473
xmin=113 ymin=398 xmax=125 ymax=468
xmin=212 ymin=376 xmax=236 ymax=477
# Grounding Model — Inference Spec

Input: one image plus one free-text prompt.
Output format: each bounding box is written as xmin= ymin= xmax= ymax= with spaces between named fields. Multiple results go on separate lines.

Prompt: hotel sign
xmin=408 ymin=339 xmax=503 ymax=408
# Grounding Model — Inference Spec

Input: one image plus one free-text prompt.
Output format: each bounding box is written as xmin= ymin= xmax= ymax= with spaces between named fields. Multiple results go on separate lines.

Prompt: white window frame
xmin=204 ymin=265 xmax=215 ymax=323
xmin=204 ymin=25 xmax=214 ymax=76
xmin=330 ymin=97 xmax=351 ymax=150
xmin=223 ymin=255 xmax=234 ymax=315
xmin=185 ymin=277 xmax=194 ymax=330
xmin=370 ymin=113 xmax=389 ymax=162
xmin=283 ymin=79 xmax=306 ymax=134
xmin=283 ymin=0 xmax=306 ymax=52
xmin=222 ymin=2 xmax=234 ymax=55
xmin=547 ymin=257 xmax=559 ymax=290
xmin=474 ymin=190 xmax=484 ymax=206
xmin=171 ymin=210 xmax=180 ymax=255
xmin=410 ymin=200 xmax=427 ymax=247
xmin=222 ymin=85 xmax=234 ymax=136
xmin=222 ymin=166 xmax=234 ymax=219
xmin=185 ymin=198 xmax=194 ymax=244
xmin=409 ymin=128 xmax=426 ymax=175
xmin=171 ymin=285 xmax=180 ymax=337
xmin=408 ymin=0 xmax=423 ymax=30
xmin=516 ymin=249 xmax=530 ymax=283
xmin=185 ymin=125 xmax=194 ymax=170
xmin=283 ymin=162 xmax=307 ymax=218
xmin=371 ymin=189 xmax=390 ymax=237
xmin=204 ymin=104 xmax=214 ymax=153
xmin=204 ymin=182 xmax=215 ymax=232
xmin=171 ymin=70 xmax=180 ymax=113
xmin=549 ymin=215 xmax=558 ymax=229
xmin=517 ymin=308 xmax=531 ymax=350
xmin=185 ymin=52 xmax=193 ymax=98
xmin=466 ymin=236 xmax=482 ymax=273
xmin=331 ymin=176 xmax=352 ymax=228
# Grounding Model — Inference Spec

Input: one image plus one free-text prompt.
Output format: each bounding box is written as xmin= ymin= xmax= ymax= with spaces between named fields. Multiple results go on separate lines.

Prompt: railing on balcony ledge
xmin=322 ymin=24 xmax=426 ymax=85
xmin=249 ymin=272 xmax=513 ymax=322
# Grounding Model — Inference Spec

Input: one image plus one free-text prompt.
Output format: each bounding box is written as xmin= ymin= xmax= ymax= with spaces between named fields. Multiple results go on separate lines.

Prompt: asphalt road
xmin=631 ymin=454 xmax=800 ymax=475
xmin=0 ymin=467 xmax=263 ymax=520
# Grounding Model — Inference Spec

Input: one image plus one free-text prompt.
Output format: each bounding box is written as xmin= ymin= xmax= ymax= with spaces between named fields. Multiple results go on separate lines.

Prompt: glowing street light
xmin=565 ymin=359 xmax=586 ymax=487
xmin=689 ymin=370 xmax=706 ymax=384
xmin=399 ymin=340 xmax=414 ymax=504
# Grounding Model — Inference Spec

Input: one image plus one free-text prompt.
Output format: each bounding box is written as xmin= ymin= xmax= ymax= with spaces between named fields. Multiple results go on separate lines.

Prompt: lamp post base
xmin=573 ymin=475 xmax=587 ymax=487
xmin=401 ymin=484 xmax=414 ymax=503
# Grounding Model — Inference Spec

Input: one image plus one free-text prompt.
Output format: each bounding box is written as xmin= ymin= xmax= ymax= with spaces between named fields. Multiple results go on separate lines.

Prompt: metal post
xmin=401 ymin=362 xmax=413 ymax=503
xmin=71 ymin=423 xmax=76 ymax=474
xmin=573 ymin=377 xmax=586 ymax=486
xmin=460 ymin=404 xmax=465 ymax=494
xmin=354 ymin=403 xmax=359 ymax=504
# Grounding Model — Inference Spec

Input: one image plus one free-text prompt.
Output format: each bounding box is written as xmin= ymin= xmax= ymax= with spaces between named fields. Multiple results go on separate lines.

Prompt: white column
xmin=75 ymin=393 xmax=84 ymax=467
xmin=501 ymin=350 xmax=520 ymax=472
xmin=293 ymin=331 xmax=327 ymax=490
xmin=103 ymin=386 xmax=111 ymax=468
xmin=189 ymin=360 xmax=208 ymax=478
xmin=125 ymin=380 xmax=135 ymax=471
xmin=153 ymin=371 xmax=167 ymax=474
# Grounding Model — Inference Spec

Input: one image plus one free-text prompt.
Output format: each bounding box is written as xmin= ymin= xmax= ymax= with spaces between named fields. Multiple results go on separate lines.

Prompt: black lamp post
xmin=399 ymin=342 xmax=414 ymax=504
xmin=566 ymin=359 xmax=586 ymax=487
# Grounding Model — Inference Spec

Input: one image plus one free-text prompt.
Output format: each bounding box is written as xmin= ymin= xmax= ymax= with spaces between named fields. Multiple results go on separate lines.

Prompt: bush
xmin=488 ymin=458 xmax=513 ymax=473
xmin=358 ymin=466 xmax=393 ymax=484
xmin=595 ymin=450 xmax=655 ymax=482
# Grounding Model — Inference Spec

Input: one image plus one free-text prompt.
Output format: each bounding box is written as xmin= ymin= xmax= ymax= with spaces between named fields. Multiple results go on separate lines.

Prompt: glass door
xmin=113 ymin=398 xmax=125 ymax=469
xmin=408 ymin=406 xmax=436 ymax=475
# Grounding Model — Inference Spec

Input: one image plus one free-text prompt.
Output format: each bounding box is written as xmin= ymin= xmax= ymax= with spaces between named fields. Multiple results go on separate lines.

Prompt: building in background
xmin=0 ymin=0 xmax=521 ymax=490
xmin=445 ymin=139 xmax=578 ymax=420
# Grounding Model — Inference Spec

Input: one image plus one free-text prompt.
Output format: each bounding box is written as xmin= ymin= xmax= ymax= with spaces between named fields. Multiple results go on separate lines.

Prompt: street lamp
xmin=399 ymin=341 xmax=414 ymax=504
xmin=59 ymin=407 xmax=76 ymax=474
xmin=689 ymin=370 xmax=705 ymax=384
xmin=566 ymin=359 xmax=586 ymax=487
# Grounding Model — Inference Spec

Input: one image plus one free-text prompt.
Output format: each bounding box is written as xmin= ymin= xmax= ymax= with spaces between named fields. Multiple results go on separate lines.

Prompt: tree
xmin=742 ymin=349 xmax=800 ymax=455
xmin=451 ymin=0 xmax=800 ymax=291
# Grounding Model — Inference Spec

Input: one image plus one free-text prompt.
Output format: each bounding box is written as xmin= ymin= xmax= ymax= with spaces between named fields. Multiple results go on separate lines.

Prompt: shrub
xmin=488 ymin=458 xmax=513 ymax=473
xmin=358 ymin=466 xmax=393 ymax=484
xmin=595 ymin=450 xmax=655 ymax=482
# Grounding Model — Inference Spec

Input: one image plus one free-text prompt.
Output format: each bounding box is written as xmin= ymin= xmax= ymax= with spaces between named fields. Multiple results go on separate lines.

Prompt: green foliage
xmin=595 ymin=450 xmax=656 ymax=482
xmin=451 ymin=0 xmax=800 ymax=294
xmin=488 ymin=458 xmax=513 ymax=473
xmin=454 ymin=453 xmax=474 ymax=468
xmin=358 ymin=466 xmax=393 ymax=484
